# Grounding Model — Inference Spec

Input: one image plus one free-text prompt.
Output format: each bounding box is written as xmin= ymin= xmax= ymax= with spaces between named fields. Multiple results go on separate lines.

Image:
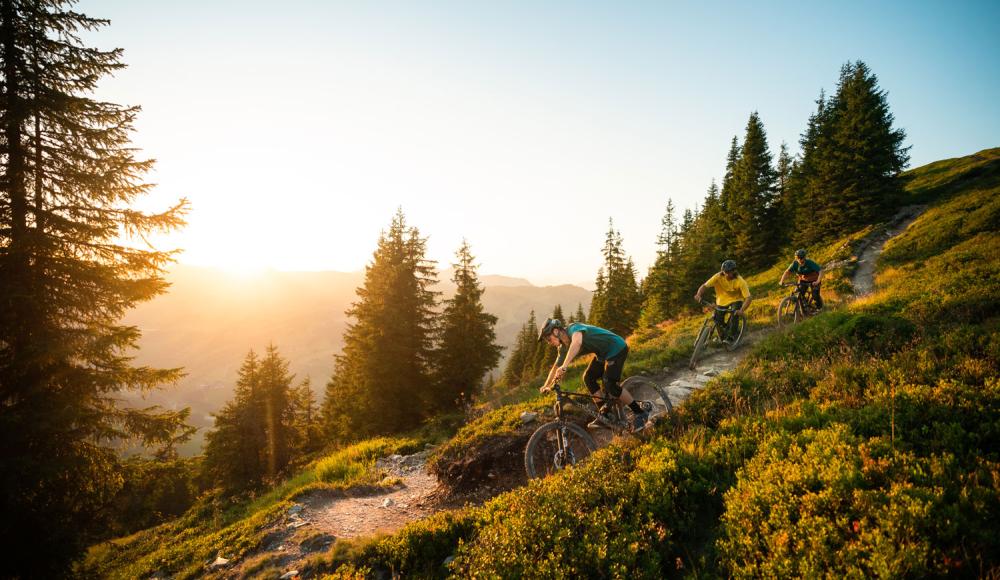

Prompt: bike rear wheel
xmin=524 ymin=421 xmax=598 ymax=480
xmin=690 ymin=320 xmax=713 ymax=370
xmin=620 ymin=376 xmax=674 ymax=427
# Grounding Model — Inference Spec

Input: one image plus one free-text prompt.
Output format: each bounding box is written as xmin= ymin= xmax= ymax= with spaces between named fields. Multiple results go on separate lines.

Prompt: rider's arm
xmin=738 ymin=278 xmax=752 ymax=315
xmin=541 ymin=362 xmax=559 ymax=391
xmin=779 ymin=268 xmax=790 ymax=285
xmin=815 ymin=268 xmax=823 ymax=285
xmin=694 ymin=283 xmax=708 ymax=302
xmin=557 ymin=331 xmax=584 ymax=373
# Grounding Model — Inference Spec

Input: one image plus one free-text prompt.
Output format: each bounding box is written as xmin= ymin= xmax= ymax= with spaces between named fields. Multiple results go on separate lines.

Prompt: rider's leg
xmin=812 ymin=284 xmax=823 ymax=309
xmin=583 ymin=356 xmax=603 ymax=406
xmin=604 ymin=347 xmax=641 ymax=413
xmin=724 ymin=301 xmax=743 ymax=339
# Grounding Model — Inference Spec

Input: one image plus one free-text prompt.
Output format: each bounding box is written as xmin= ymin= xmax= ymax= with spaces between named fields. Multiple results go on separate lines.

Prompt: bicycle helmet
xmin=537 ymin=318 xmax=565 ymax=342
xmin=721 ymin=259 xmax=737 ymax=273
xmin=795 ymin=249 xmax=807 ymax=259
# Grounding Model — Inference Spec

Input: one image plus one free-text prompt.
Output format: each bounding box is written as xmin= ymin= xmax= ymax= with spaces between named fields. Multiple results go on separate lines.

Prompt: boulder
xmin=519 ymin=411 xmax=538 ymax=424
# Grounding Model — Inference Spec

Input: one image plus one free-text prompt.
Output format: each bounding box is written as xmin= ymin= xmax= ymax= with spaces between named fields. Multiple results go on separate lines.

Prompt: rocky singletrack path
xmin=230 ymin=206 xmax=926 ymax=579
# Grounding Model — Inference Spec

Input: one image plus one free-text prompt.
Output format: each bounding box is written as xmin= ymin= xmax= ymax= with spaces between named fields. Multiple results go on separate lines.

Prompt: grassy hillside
xmin=84 ymin=148 xmax=1000 ymax=578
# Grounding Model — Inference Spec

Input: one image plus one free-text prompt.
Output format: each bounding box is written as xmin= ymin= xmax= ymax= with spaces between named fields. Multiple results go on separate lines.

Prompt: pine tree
xmin=501 ymin=311 xmax=537 ymax=387
xmin=202 ymin=351 xmax=267 ymax=491
xmin=289 ymin=377 xmax=322 ymax=455
xmin=573 ymin=303 xmax=587 ymax=324
xmin=322 ymin=209 xmax=438 ymax=440
xmin=726 ymin=111 xmax=779 ymax=269
xmin=794 ymin=62 xmax=908 ymax=245
xmin=0 ymin=3 xmax=190 ymax=573
xmin=202 ymin=346 xmax=296 ymax=491
xmin=640 ymin=199 xmax=678 ymax=326
xmin=588 ymin=220 xmax=642 ymax=337
xmin=431 ymin=240 xmax=502 ymax=411
xmin=776 ymin=141 xmax=796 ymax=233
xmin=790 ymin=89 xmax=830 ymax=245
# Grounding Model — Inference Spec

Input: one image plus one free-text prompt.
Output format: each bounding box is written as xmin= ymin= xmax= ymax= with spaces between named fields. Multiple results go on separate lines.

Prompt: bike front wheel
xmin=777 ymin=296 xmax=800 ymax=328
xmin=524 ymin=421 xmax=598 ymax=480
xmin=690 ymin=320 xmax=713 ymax=370
xmin=725 ymin=312 xmax=747 ymax=351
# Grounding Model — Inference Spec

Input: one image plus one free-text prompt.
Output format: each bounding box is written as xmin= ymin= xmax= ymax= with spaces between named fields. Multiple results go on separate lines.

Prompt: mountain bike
xmin=524 ymin=377 xmax=673 ymax=479
xmin=776 ymin=281 xmax=819 ymax=327
xmin=689 ymin=299 xmax=747 ymax=370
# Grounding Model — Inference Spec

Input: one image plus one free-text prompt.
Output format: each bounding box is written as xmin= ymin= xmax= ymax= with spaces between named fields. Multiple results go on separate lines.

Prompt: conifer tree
xmin=588 ymin=220 xmax=642 ymax=337
xmin=202 ymin=346 xmax=296 ymax=491
xmin=0 ymin=3 xmax=189 ymax=573
xmin=794 ymin=62 xmax=908 ymax=244
xmin=322 ymin=209 xmax=438 ymax=439
xmin=431 ymin=240 xmax=502 ymax=411
xmin=726 ymin=112 xmax=779 ymax=269
xmin=202 ymin=351 xmax=266 ymax=491
xmin=776 ymin=141 xmax=796 ymax=230
xmin=501 ymin=311 xmax=537 ymax=386
xmin=790 ymin=89 xmax=829 ymax=245
xmin=573 ymin=303 xmax=587 ymax=324
xmin=289 ymin=377 xmax=322 ymax=455
xmin=640 ymin=199 xmax=678 ymax=326
xmin=717 ymin=135 xmax=741 ymax=241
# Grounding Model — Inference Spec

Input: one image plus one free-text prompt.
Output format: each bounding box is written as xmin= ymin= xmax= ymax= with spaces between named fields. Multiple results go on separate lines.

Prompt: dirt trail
xmin=228 ymin=207 xmax=927 ymax=578
xmin=852 ymin=205 xmax=926 ymax=296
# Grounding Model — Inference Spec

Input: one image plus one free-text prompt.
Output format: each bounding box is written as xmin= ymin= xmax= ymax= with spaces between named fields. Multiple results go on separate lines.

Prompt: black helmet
xmin=795 ymin=249 xmax=807 ymax=259
xmin=537 ymin=318 xmax=564 ymax=342
xmin=721 ymin=259 xmax=737 ymax=273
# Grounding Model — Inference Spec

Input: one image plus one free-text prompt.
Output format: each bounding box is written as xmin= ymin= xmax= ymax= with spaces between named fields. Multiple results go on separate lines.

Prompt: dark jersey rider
xmin=779 ymin=249 xmax=823 ymax=309
xmin=538 ymin=319 xmax=649 ymax=431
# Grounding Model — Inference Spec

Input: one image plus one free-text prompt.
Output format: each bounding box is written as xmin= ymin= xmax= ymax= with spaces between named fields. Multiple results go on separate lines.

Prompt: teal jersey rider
xmin=787 ymin=258 xmax=822 ymax=278
xmin=554 ymin=322 xmax=627 ymax=366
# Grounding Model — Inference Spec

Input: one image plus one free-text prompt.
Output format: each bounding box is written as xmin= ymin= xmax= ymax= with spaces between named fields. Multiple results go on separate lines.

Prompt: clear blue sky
xmin=80 ymin=0 xmax=1000 ymax=285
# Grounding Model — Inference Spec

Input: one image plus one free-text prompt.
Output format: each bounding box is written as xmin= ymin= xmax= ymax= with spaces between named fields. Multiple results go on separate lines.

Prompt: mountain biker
xmin=694 ymin=259 xmax=752 ymax=340
xmin=538 ymin=319 xmax=649 ymax=431
xmin=779 ymin=249 xmax=823 ymax=310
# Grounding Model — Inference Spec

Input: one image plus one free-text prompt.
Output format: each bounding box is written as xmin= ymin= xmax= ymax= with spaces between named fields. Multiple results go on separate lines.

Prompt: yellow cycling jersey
xmin=705 ymin=272 xmax=750 ymax=306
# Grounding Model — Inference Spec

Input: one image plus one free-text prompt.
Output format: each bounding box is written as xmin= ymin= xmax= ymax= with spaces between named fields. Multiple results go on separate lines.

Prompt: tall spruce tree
xmin=431 ymin=240 xmax=502 ymax=411
xmin=726 ymin=111 xmax=779 ymax=269
xmin=776 ymin=141 xmax=796 ymax=231
xmin=640 ymin=199 xmax=678 ymax=326
xmin=588 ymin=220 xmax=642 ymax=337
xmin=795 ymin=62 xmax=908 ymax=244
xmin=322 ymin=209 xmax=438 ymax=439
xmin=202 ymin=346 xmax=296 ymax=492
xmin=0 ymin=3 xmax=189 ymax=574
xmin=501 ymin=310 xmax=537 ymax=387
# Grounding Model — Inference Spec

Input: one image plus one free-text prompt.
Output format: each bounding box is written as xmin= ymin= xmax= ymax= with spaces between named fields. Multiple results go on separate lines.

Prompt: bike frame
xmin=548 ymin=384 xmax=629 ymax=433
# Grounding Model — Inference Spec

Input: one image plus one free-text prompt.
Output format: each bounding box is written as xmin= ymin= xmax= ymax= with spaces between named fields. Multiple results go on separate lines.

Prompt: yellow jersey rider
xmin=694 ymin=259 xmax=752 ymax=339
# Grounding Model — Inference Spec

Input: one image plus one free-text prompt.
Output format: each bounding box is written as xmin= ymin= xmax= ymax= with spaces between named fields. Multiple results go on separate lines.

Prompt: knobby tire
xmin=524 ymin=421 xmax=598 ymax=480
xmin=690 ymin=321 xmax=713 ymax=370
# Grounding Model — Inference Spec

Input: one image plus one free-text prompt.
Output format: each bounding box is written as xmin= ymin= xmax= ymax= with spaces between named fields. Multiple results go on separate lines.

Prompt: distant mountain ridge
xmin=124 ymin=265 xmax=590 ymax=455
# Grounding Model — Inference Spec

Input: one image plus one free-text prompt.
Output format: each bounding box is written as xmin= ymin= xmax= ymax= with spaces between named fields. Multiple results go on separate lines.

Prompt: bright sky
xmin=80 ymin=0 xmax=1000 ymax=286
